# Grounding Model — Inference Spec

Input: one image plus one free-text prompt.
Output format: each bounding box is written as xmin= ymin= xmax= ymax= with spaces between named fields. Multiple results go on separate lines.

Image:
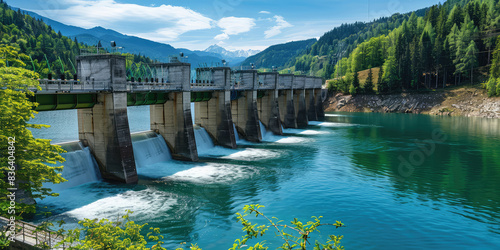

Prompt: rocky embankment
xmin=325 ymin=87 xmax=500 ymax=118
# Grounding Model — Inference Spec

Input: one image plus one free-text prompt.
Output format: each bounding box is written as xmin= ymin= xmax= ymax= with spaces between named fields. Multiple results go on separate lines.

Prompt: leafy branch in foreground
xmin=43 ymin=205 xmax=344 ymax=250
xmin=230 ymin=204 xmax=344 ymax=250
xmin=54 ymin=210 xmax=171 ymax=250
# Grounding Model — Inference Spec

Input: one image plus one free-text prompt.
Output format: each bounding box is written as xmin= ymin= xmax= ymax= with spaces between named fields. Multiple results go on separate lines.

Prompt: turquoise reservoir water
xmin=29 ymin=107 xmax=500 ymax=249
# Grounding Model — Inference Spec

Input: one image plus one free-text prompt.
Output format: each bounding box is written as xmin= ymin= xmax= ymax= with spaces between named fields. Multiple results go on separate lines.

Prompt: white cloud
xmin=217 ymin=17 xmax=255 ymax=35
xmin=214 ymin=17 xmax=256 ymax=41
xmin=214 ymin=33 xmax=230 ymax=40
xmin=264 ymin=15 xmax=293 ymax=39
xmin=29 ymin=0 xmax=213 ymax=42
xmin=259 ymin=11 xmax=271 ymax=14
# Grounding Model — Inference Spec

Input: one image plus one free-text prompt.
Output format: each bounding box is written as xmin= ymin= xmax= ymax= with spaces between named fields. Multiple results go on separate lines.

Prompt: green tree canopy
xmin=0 ymin=45 xmax=66 ymax=217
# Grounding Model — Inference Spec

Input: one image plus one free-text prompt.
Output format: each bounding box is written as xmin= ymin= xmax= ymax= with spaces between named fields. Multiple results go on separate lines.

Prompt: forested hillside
xmin=0 ymin=1 xmax=154 ymax=79
xmin=241 ymin=39 xmax=316 ymax=69
xmin=288 ymin=8 xmax=428 ymax=78
xmin=327 ymin=0 xmax=500 ymax=96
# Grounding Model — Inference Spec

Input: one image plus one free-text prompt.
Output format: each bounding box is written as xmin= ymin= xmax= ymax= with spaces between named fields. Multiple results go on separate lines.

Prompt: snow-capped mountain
xmin=204 ymin=44 xmax=260 ymax=59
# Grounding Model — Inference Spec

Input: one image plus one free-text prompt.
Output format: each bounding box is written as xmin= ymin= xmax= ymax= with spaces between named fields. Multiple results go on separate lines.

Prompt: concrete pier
xmin=278 ymin=74 xmax=296 ymax=128
xmin=305 ymin=77 xmax=318 ymax=121
xmin=257 ymin=72 xmax=283 ymax=135
xmin=150 ymin=63 xmax=198 ymax=161
xmin=293 ymin=75 xmax=308 ymax=128
xmin=231 ymin=70 xmax=262 ymax=142
xmin=77 ymin=54 xmax=138 ymax=183
xmin=194 ymin=67 xmax=237 ymax=148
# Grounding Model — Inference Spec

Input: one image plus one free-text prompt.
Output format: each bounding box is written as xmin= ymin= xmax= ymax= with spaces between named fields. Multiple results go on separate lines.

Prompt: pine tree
xmin=483 ymin=0 xmax=500 ymax=64
xmin=382 ymin=55 xmax=399 ymax=92
xmin=433 ymin=29 xmax=443 ymax=89
xmin=486 ymin=35 xmax=500 ymax=96
xmin=446 ymin=5 xmax=463 ymax=31
xmin=491 ymin=36 xmax=500 ymax=79
xmin=364 ymin=68 xmax=374 ymax=94
xmin=420 ymin=25 xmax=434 ymax=88
xmin=377 ymin=66 xmax=385 ymax=93
xmin=460 ymin=40 xmax=478 ymax=85
xmin=454 ymin=14 xmax=478 ymax=84
xmin=410 ymin=37 xmax=421 ymax=89
xmin=350 ymin=71 xmax=360 ymax=95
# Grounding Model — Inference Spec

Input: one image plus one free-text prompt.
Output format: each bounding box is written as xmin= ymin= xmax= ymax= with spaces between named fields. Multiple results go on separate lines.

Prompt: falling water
xmin=45 ymin=141 xmax=101 ymax=192
xmin=131 ymin=131 xmax=172 ymax=168
xmin=233 ymin=123 xmax=240 ymax=141
xmin=193 ymin=125 xmax=215 ymax=155
xmin=259 ymin=121 xmax=276 ymax=141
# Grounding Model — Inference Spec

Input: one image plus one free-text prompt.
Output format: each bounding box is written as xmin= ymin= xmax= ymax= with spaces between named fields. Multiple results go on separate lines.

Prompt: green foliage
xmin=230 ymin=204 xmax=344 ymax=250
xmin=382 ymin=56 xmax=399 ymax=92
xmin=0 ymin=2 xmax=83 ymax=78
xmin=0 ymin=45 xmax=66 ymax=218
xmin=55 ymin=210 xmax=176 ymax=250
xmin=349 ymin=72 xmax=360 ymax=95
xmin=377 ymin=66 xmax=385 ymax=93
xmin=327 ymin=78 xmax=349 ymax=94
xmin=242 ymin=39 xmax=317 ymax=69
xmin=497 ymin=78 xmax=500 ymax=96
xmin=485 ymin=77 xmax=497 ymax=96
xmin=364 ymin=68 xmax=375 ymax=94
xmin=0 ymin=3 xmax=155 ymax=79
xmin=490 ymin=36 xmax=500 ymax=79
xmin=306 ymin=0 xmax=499 ymax=94
xmin=485 ymin=35 xmax=500 ymax=96
xmin=46 ymin=206 xmax=344 ymax=250
xmin=0 ymin=231 xmax=10 ymax=248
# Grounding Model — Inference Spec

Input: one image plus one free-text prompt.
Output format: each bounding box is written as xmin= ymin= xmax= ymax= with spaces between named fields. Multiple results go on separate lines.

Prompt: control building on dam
xmin=30 ymin=54 xmax=327 ymax=184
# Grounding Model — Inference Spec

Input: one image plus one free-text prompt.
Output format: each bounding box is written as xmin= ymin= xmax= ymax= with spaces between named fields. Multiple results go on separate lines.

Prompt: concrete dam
xmin=31 ymin=54 xmax=326 ymax=184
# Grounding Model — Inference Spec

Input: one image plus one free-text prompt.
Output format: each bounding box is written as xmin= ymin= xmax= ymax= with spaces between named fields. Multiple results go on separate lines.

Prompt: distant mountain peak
xmin=206 ymin=44 xmax=223 ymax=50
xmin=204 ymin=44 xmax=260 ymax=59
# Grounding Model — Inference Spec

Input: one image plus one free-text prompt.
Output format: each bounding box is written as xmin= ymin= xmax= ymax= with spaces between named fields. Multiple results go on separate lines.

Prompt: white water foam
xmin=259 ymin=121 xmax=311 ymax=144
xmin=299 ymin=130 xmax=329 ymax=135
xmin=63 ymin=189 xmax=178 ymax=221
xmin=308 ymin=121 xmax=356 ymax=127
xmin=165 ymin=163 xmax=259 ymax=184
xmin=283 ymin=128 xmax=330 ymax=135
xmin=221 ymin=148 xmax=280 ymax=161
xmin=325 ymin=114 xmax=346 ymax=117
xmin=194 ymin=125 xmax=281 ymax=159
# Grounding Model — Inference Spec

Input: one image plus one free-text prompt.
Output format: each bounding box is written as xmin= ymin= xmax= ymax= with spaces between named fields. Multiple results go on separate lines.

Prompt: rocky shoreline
xmin=324 ymin=86 xmax=500 ymax=119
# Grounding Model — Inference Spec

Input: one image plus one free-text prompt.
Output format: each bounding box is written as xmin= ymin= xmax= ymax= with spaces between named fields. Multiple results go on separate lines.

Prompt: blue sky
xmin=11 ymin=0 xmax=444 ymax=51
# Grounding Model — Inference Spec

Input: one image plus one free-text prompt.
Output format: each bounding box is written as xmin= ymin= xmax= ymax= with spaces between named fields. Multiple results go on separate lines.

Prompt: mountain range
xmin=241 ymin=39 xmax=317 ymax=69
xmin=204 ymin=44 xmax=260 ymax=59
xmin=17 ymin=7 xmax=321 ymax=70
xmin=19 ymin=8 xmax=259 ymax=67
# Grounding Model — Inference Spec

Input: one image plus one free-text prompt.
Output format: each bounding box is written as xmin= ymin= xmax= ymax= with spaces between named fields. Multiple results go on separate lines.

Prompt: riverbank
xmin=324 ymin=86 xmax=500 ymax=118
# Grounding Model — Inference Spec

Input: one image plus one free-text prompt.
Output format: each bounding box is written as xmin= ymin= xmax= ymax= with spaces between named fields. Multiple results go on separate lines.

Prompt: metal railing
xmin=32 ymin=77 xmax=322 ymax=94
xmin=127 ymin=81 xmax=182 ymax=92
xmin=0 ymin=216 xmax=66 ymax=249
xmin=36 ymin=79 xmax=112 ymax=93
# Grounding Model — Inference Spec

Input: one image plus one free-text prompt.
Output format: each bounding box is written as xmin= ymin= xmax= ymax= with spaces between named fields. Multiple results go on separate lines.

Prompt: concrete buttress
xmin=77 ymin=54 xmax=138 ymax=183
